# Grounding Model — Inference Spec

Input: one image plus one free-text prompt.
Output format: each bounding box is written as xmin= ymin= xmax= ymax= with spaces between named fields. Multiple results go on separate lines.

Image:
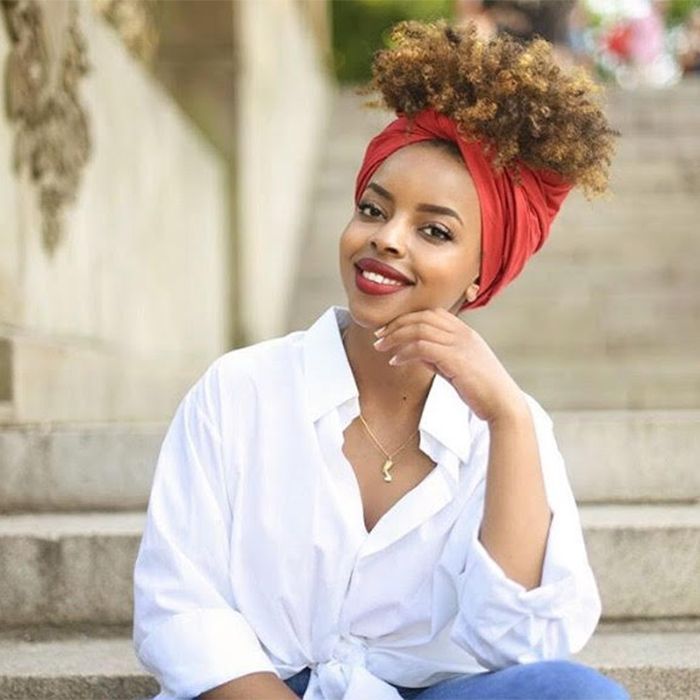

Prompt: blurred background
xmin=0 ymin=1 xmax=698 ymax=698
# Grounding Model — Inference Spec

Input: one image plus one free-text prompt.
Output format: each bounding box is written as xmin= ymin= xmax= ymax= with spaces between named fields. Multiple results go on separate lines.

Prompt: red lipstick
xmin=356 ymin=258 xmax=413 ymax=284
xmin=354 ymin=258 xmax=413 ymax=296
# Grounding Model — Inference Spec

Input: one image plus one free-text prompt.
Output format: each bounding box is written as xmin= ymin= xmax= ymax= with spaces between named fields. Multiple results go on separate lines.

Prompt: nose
xmin=369 ymin=217 xmax=407 ymax=256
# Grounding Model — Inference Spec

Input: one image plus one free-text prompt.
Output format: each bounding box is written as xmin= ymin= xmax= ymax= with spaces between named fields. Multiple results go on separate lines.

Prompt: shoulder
xmin=182 ymin=329 xmax=307 ymax=420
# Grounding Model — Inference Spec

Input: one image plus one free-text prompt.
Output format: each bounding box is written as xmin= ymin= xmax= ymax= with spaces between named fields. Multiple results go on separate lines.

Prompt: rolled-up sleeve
xmin=449 ymin=394 xmax=602 ymax=670
xmin=133 ymin=373 xmax=276 ymax=698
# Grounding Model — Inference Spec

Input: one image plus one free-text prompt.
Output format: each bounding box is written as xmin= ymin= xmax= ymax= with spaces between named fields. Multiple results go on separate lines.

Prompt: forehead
xmin=370 ymin=142 xmax=479 ymax=210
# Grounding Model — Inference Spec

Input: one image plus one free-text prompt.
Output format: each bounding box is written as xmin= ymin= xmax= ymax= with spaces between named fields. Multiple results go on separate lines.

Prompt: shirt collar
xmin=303 ymin=306 xmax=358 ymax=423
xmin=303 ymin=306 xmax=474 ymax=468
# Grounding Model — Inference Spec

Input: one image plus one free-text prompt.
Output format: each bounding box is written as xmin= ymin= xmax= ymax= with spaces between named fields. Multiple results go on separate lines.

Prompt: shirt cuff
xmin=466 ymin=509 xmax=579 ymax=620
xmin=451 ymin=507 xmax=584 ymax=667
xmin=136 ymin=607 xmax=278 ymax=698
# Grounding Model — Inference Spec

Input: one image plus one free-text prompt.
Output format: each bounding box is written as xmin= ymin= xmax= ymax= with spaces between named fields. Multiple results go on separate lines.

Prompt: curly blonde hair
xmin=359 ymin=20 xmax=618 ymax=197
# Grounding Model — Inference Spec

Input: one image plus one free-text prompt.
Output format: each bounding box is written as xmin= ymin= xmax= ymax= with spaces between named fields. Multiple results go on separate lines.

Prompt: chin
xmin=340 ymin=286 xmax=391 ymax=329
xmin=343 ymin=296 xmax=387 ymax=331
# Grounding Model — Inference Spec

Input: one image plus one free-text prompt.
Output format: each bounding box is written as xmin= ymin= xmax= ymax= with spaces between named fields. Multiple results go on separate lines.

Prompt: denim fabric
xmin=282 ymin=660 xmax=630 ymax=699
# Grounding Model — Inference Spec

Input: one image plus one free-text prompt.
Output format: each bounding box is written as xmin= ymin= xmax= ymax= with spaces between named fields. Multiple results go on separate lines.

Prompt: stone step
xmin=611 ymin=135 xmax=700 ymax=160
xmin=475 ymin=270 xmax=699 ymax=310
xmin=552 ymin=207 xmax=699 ymax=239
xmin=2 ymin=412 xmax=697 ymax=512
xmin=505 ymin=357 xmax=700 ymax=410
xmin=573 ymin=626 xmax=700 ymax=700
xmin=467 ymin=328 xmax=700 ymax=362
xmin=0 ymin=625 xmax=697 ymax=700
xmin=0 ymin=401 xmax=13 ymax=424
xmin=0 ymin=423 xmax=163 ymax=513
xmin=606 ymin=106 xmax=700 ymax=133
xmin=580 ymin=504 xmax=700 ymax=618
xmin=0 ymin=505 xmax=698 ymax=625
xmin=0 ymin=511 xmax=144 ymax=626
xmin=608 ymin=164 xmax=699 ymax=195
xmin=553 ymin=411 xmax=700 ymax=503
xmin=467 ymin=292 xmax=700 ymax=358
xmin=606 ymin=77 xmax=700 ymax=101
xmin=0 ymin=628 xmax=157 ymax=700
xmin=1 ymin=410 xmax=698 ymax=512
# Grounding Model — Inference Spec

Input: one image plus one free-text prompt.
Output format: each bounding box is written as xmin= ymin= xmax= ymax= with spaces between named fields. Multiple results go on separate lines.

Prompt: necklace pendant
xmin=381 ymin=459 xmax=394 ymax=483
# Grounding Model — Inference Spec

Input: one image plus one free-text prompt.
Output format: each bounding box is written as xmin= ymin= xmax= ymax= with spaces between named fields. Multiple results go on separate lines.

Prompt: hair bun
xmin=358 ymin=20 xmax=617 ymax=197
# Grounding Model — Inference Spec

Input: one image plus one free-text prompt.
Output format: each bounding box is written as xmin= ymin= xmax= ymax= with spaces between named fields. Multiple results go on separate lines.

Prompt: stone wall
xmin=235 ymin=0 xmax=332 ymax=342
xmin=0 ymin=1 xmax=230 ymax=423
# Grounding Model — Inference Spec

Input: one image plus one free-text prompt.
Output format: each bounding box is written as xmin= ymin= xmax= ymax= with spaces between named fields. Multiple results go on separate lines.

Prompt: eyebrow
xmin=366 ymin=182 xmax=464 ymax=226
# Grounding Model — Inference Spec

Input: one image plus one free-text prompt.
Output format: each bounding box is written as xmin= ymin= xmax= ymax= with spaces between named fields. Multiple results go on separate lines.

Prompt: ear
xmin=465 ymin=280 xmax=480 ymax=303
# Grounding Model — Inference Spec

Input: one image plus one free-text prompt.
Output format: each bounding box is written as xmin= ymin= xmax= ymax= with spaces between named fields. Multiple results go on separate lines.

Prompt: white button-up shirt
xmin=133 ymin=306 xmax=602 ymax=700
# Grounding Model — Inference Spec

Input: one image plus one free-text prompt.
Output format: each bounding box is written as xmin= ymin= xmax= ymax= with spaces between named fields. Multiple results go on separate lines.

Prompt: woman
xmin=133 ymin=21 xmax=627 ymax=700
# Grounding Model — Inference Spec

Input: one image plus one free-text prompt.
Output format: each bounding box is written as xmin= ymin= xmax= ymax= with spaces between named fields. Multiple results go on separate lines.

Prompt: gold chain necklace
xmin=341 ymin=325 xmax=419 ymax=483
xmin=358 ymin=414 xmax=418 ymax=483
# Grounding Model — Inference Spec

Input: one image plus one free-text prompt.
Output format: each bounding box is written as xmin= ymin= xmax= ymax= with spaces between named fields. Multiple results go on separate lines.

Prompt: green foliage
xmin=331 ymin=0 xmax=454 ymax=84
xmin=665 ymin=0 xmax=700 ymax=26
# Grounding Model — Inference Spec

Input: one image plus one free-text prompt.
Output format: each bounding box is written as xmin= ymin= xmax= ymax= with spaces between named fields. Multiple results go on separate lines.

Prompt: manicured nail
xmin=373 ymin=338 xmax=384 ymax=348
xmin=374 ymin=326 xmax=386 ymax=337
xmin=388 ymin=355 xmax=398 ymax=365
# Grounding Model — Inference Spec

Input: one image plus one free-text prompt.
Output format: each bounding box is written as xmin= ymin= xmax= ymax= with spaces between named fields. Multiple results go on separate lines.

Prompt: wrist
xmin=485 ymin=392 xmax=530 ymax=427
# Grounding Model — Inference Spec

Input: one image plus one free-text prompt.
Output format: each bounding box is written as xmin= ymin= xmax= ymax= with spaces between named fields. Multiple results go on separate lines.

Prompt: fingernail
xmin=373 ymin=338 xmax=384 ymax=348
xmin=388 ymin=355 xmax=398 ymax=365
xmin=374 ymin=326 xmax=386 ymax=337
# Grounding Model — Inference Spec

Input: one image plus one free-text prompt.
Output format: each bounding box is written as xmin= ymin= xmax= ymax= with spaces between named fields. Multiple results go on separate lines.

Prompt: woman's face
xmin=339 ymin=142 xmax=482 ymax=331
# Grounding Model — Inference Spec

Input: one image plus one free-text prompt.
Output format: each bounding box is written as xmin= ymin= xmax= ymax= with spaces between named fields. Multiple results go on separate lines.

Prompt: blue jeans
xmin=283 ymin=660 xmax=630 ymax=699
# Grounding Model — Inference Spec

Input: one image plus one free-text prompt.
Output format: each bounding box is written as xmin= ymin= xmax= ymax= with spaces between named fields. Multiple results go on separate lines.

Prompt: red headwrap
xmin=355 ymin=109 xmax=573 ymax=310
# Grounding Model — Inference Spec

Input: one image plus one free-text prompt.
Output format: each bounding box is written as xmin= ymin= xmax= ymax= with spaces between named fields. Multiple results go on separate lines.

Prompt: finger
xmin=374 ymin=324 xmax=454 ymax=353
xmin=375 ymin=308 xmax=458 ymax=338
xmin=388 ymin=339 xmax=456 ymax=374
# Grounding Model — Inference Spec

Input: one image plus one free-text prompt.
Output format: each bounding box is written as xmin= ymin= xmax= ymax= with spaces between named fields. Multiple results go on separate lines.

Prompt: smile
xmin=361 ymin=269 xmax=403 ymax=286
xmin=354 ymin=265 xmax=410 ymax=295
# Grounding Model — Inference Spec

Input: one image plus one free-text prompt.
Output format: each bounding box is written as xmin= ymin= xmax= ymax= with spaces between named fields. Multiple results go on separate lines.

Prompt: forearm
xmin=198 ymin=672 xmax=298 ymax=700
xmin=478 ymin=396 xmax=552 ymax=590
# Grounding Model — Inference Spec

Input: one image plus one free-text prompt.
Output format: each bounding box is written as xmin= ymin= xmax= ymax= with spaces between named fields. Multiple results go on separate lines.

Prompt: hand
xmin=198 ymin=672 xmax=298 ymax=699
xmin=373 ymin=308 xmax=527 ymax=424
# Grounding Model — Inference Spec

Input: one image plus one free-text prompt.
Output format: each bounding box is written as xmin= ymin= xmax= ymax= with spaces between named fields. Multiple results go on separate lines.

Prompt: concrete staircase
xmin=0 ymin=426 xmax=163 ymax=699
xmin=1 ymin=83 xmax=698 ymax=698
xmin=284 ymin=80 xmax=700 ymax=699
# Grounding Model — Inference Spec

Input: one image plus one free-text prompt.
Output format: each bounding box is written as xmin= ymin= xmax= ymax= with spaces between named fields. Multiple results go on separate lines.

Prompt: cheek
xmin=423 ymin=250 xmax=479 ymax=299
xmin=433 ymin=249 xmax=478 ymax=282
xmin=339 ymin=220 xmax=367 ymax=257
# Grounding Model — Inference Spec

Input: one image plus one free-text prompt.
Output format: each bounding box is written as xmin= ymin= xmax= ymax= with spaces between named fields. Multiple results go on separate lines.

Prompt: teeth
xmin=361 ymin=269 xmax=403 ymax=286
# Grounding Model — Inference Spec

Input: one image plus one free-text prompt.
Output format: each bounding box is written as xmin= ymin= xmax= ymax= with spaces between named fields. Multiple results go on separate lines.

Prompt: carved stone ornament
xmin=1 ymin=0 xmax=91 ymax=254
xmin=92 ymin=0 xmax=158 ymax=64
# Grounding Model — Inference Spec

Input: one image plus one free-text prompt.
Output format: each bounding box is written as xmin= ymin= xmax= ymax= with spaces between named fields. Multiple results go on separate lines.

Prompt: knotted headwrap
xmin=355 ymin=109 xmax=573 ymax=310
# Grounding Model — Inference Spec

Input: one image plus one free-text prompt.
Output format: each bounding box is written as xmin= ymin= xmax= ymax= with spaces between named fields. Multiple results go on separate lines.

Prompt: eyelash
xmin=357 ymin=202 xmax=454 ymax=242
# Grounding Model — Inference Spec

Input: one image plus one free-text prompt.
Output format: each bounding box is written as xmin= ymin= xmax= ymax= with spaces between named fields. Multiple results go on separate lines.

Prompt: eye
xmin=420 ymin=224 xmax=453 ymax=242
xmin=358 ymin=201 xmax=384 ymax=219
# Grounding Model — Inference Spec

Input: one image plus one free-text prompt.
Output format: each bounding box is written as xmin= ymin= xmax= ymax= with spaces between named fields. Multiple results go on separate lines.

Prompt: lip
xmin=355 ymin=258 xmax=413 ymax=285
xmin=354 ymin=266 xmax=408 ymax=296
